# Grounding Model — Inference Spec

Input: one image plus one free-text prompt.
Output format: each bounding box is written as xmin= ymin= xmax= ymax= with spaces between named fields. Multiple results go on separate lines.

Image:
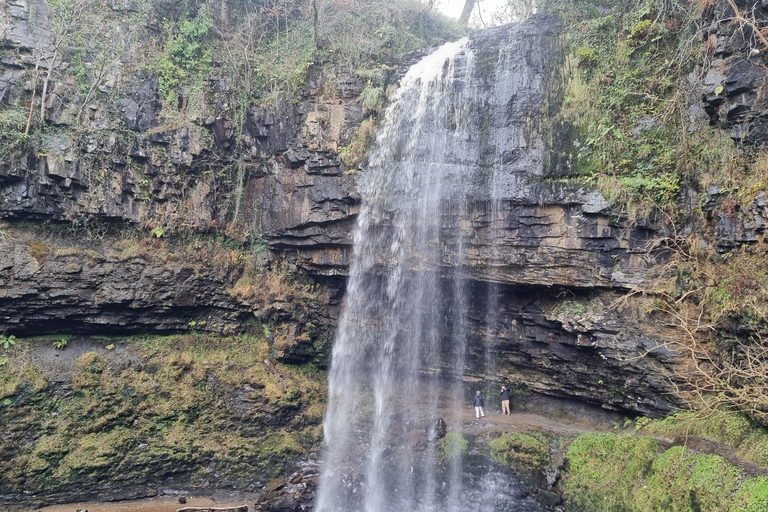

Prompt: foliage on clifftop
xmin=16 ymin=0 xmax=462 ymax=120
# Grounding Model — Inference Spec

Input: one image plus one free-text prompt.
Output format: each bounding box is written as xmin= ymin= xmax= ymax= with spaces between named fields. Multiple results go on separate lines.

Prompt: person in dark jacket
xmin=500 ymin=385 xmax=511 ymax=415
xmin=473 ymin=391 xmax=485 ymax=419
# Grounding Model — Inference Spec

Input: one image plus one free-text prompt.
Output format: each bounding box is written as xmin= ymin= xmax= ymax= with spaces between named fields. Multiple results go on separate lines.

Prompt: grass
xmin=565 ymin=429 xmax=768 ymax=512
xmin=640 ymin=409 xmax=768 ymax=469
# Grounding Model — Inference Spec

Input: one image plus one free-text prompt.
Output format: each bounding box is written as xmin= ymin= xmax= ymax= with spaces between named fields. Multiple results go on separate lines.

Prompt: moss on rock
xmin=488 ymin=433 xmax=551 ymax=473
xmin=0 ymin=334 xmax=327 ymax=502
xmin=565 ymin=431 xmax=768 ymax=512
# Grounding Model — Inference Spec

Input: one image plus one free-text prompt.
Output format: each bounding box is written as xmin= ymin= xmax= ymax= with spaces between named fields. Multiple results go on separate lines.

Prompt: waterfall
xmin=317 ymin=19 xmax=554 ymax=512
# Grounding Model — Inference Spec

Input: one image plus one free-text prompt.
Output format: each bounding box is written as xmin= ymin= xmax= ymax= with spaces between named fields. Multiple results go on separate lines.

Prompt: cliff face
xmin=2 ymin=0 xmax=766 ymax=505
xmin=0 ymin=1 xmax=684 ymax=415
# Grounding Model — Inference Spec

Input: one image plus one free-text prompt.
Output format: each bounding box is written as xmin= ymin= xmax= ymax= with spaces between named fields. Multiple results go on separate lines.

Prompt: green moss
xmin=208 ymin=429 xmax=305 ymax=481
xmin=440 ymin=432 xmax=470 ymax=461
xmin=565 ymin=431 xmax=768 ymax=512
xmin=0 ymin=362 xmax=48 ymax=399
xmin=639 ymin=447 xmax=742 ymax=511
xmin=55 ymin=429 xmax=134 ymax=477
xmin=565 ymin=433 xmax=659 ymax=511
xmin=731 ymin=477 xmax=768 ymax=512
xmin=0 ymin=334 xmax=327 ymax=497
xmin=642 ymin=410 xmax=768 ymax=469
xmin=488 ymin=433 xmax=550 ymax=472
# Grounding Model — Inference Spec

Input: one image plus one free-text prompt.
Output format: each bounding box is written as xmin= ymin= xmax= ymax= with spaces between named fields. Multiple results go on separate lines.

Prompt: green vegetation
xmin=542 ymin=0 xmax=768 ymax=222
xmin=250 ymin=20 xmax=316 ymax=105
xmin=155 ymin=7 xmax=214 ymax=101
xmin=0 ymin=334 xmax=16 ymax=351
xmin=640 ymin=409 xmax=768 ymax=469
xmin=440 ymin=432 xmax=470 ymax=461
xmin=488 ymin=432 xmax=551 ymax=472
xmin=565 ymin=431 xmax=768 ymax=512
xmin=316 ymin=0 xmax=463 ymax=70
xmin=547 ymin=0 xmax=701 ymax=216
xmin=566 ymin=433 xmax=659 ymax=510
xmin=0 ymin=333 xmax=326 ymax=494
xmin=340 ymin=117 xmax=378 ymax=170
xmin=551 ymin=298 xmax=586 ymax=316
xmin=0 ymin=106 xmax=31 ymax=156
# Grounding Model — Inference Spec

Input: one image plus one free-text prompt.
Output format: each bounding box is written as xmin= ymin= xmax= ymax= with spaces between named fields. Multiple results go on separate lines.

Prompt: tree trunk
xmin=312 ymin=0 xmax=319 ymax=49
xmin=25 ymin=68 xmax=39 ymax=136
xmin=39 ymin=49 xmax=57 ymax=123
xmin=459 ymin=0 xmax=475 ymax=25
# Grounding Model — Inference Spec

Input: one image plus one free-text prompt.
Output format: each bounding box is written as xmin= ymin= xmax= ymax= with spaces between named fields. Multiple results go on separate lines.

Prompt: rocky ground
xmin=6 ymin=400 xmax=764 ymax=512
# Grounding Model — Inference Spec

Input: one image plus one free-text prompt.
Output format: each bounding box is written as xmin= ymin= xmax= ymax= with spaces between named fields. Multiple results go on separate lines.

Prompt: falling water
xmin=317 ymin=19 xmax=555 ymax=512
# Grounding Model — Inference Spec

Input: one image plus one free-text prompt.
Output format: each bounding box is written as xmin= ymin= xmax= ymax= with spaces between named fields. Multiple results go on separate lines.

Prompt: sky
xmin=436 ymin=0 xmax=521 ymax=27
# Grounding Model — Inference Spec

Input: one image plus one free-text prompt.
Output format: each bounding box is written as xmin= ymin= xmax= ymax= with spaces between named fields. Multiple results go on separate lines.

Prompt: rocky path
xmin=432 ymin=396 xmax=768 ymax=479
xmin=459 ymin=408 xmax=768 ymax=479
xmin=454 ymin=409 xmax=613 ymax=438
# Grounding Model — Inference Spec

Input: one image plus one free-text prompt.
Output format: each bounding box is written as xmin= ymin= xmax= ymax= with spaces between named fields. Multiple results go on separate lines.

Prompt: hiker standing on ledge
xmin=500 ymin=385 xmax=511 ymax=415
xmin=473 ymin=390 xmax=485 ymax=419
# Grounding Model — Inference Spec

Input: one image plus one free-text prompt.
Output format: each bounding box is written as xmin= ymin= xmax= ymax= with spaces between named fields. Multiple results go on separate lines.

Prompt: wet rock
xmin=408 ymin=429 xmax=427 ymax=450
xmin=0 ymin=235 xmax=251 ymax=336
xmin=426 ymin=418 xmax=447 ymax=442
xmin=254 ymin=467 xmax=318 ymax=512
xmin=535 ymin=489 xmax=563 ymax=507
xmin=724 ymin=59 xmax=764 ymax=96
xmin=176 ymin=507 xmax=248 ymax=512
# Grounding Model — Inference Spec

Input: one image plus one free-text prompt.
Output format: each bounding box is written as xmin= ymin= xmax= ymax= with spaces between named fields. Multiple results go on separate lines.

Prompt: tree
xmin=39 ymin=0 xmax=89 ymax=123
xmin=459 ymin=0 xmax=475 ymax=25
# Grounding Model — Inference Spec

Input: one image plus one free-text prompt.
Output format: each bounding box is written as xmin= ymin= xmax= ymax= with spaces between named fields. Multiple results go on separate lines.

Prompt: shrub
xmin=360 ymin=83 xmax=384 ymax=115
xmin=251 ymin=20 xmax=316 ymax=105
xmin=628 ymin=19 xmax=654 ymax=41
xmin=575 ymin=46 xmax=597 ymax=67
xmin=0 ymin=106 xmax=30 ymax=154
xmin=27 ymin=241 xmax=50 ymax=263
